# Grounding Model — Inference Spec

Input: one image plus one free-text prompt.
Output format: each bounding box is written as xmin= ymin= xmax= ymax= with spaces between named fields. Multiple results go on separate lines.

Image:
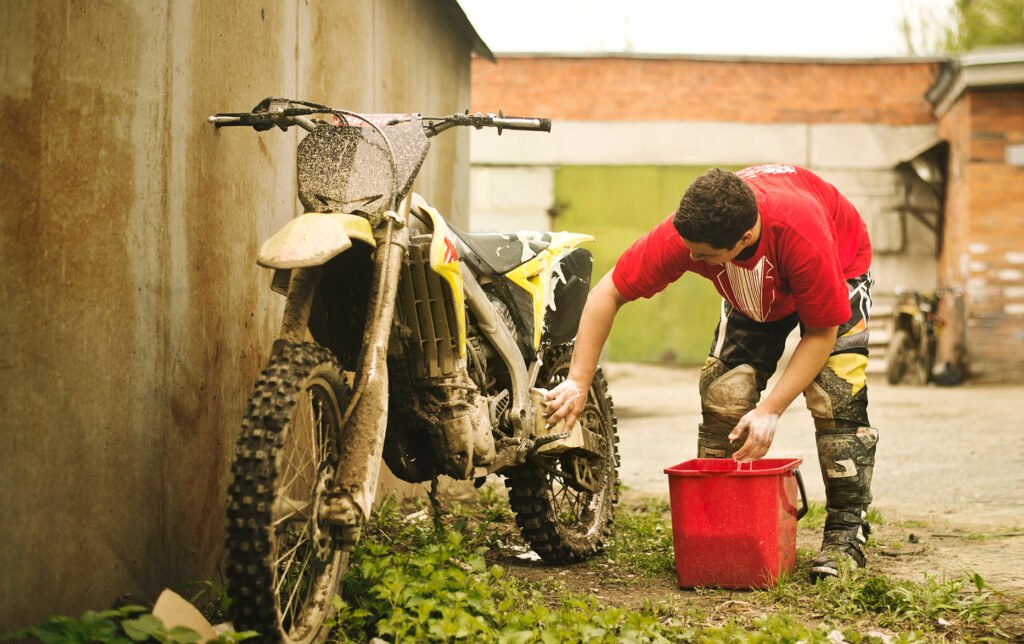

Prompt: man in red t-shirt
xmin=545 ymin=165 xmax=878 ymax=580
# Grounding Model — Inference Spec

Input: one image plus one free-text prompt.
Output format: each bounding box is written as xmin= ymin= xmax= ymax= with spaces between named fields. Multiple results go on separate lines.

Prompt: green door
xmin=554 ymin=165 xmax=739 ymax=365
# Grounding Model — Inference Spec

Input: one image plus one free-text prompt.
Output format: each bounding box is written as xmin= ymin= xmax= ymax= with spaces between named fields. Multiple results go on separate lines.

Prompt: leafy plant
xmin=2 ymin=605 xmax=256 ymax=644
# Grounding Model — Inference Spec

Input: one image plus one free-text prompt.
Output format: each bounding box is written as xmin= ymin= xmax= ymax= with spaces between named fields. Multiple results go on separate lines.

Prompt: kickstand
xmin=428 ymin=476 xmax=443 ymax=532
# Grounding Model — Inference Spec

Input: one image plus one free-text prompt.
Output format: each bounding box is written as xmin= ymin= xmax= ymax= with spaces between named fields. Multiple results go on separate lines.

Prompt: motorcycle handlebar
xmin=208 ymin=111 xmax=320 ymax=132
xmin=208 ymin=101 xmax=552 ymax=137
xmin=421 ymin=112 xmax=552 ymax=137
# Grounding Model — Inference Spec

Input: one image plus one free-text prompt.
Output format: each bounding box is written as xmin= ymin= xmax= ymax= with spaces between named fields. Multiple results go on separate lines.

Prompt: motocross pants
xmin=696 ymin=273 xmax=877 ymax=538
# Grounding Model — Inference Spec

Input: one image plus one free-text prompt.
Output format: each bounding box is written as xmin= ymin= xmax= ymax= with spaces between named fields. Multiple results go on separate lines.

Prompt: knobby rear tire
xmin=226 ymin=342 xmax=352 ymax=644
xmin=504 ymin=343 xmax=620 ymax=563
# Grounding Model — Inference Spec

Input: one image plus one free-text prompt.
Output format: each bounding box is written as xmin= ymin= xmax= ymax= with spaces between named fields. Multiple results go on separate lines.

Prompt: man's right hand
xmin=541 ymin=272 xmax=629 ymax=432
xmin=545 ymin=378 xmax=588 ymax=430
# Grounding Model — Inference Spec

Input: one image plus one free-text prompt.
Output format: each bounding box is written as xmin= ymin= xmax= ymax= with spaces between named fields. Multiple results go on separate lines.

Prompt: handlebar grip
xmin=492 ymin=116 xmax=551 ymax=133
xmin=207 ymin=113 xmax=276 ymax=130
xmin=208 ymin=115 xmax=245 ymax=126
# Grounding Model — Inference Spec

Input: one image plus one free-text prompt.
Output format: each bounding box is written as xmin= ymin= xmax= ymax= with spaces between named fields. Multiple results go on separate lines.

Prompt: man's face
xmin=680 ymin=237 xmax=747 ymax=265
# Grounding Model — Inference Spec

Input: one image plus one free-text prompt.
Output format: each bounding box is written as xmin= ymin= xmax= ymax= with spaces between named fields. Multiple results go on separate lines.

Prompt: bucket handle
xmin=794 ymin=468 xmax=809 ymax=520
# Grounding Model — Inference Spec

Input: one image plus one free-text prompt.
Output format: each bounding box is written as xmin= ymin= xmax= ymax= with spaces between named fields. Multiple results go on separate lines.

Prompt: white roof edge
xmin=480 ymin=50 xmax=947 ymax=65
xmin=928 ymin=46 xmax=1024 ymax=117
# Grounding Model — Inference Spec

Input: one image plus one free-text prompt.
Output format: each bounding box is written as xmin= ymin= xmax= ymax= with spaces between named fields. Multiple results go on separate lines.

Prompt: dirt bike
xmin=885 ymin=288 xmax=942 ymax=385
xmin=207 ymin=98 xmax=619 ymax=642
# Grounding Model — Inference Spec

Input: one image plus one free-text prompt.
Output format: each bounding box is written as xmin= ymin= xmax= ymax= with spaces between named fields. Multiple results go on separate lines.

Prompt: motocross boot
xmin=804 ymin=353 xmax=878 ymax=581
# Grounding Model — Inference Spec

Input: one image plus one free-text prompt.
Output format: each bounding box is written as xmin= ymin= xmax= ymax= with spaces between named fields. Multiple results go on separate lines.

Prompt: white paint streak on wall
xmin=1003 ymin=287 xmax=1024 ymax=299
xmin=970 ymin=243 xmax=990 ymax=254
xmin=1004 ymin=303 xmax=1024 ymax=315
xmin=969 ymin=261 xmax=988 ymax=273
xmin=997 ymin=269 xmax=1024 ymax=281
xmin=1005 ymin=252 xmax=1024 ymax=264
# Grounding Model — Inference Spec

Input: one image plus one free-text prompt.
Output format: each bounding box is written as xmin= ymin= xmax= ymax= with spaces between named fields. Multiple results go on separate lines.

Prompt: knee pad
xmin=806 ymin=353 xmax=876 ymax=508
xmin=697 ymin=359 xmax=762 ymax=458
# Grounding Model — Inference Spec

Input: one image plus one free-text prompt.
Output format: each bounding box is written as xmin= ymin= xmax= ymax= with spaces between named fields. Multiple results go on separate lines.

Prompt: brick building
xmin=927 ymin=48 xmax=1024 ymax=381
xmin=469 ymin=50 xmax=1024 ymax=381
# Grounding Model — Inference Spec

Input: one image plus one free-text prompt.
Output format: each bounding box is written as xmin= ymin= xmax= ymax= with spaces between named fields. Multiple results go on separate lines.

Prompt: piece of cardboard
xmin=152 ymin=588 xmax=218 ymax=642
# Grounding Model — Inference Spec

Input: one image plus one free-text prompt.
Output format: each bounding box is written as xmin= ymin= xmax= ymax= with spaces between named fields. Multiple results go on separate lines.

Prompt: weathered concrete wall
xmin=0 ymin=0 xmax=472 ymax=631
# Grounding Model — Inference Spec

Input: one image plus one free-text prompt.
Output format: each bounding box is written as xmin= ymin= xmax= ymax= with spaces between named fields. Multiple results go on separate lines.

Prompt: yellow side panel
xmin=504 ymin=232 xmax=593 ymax=350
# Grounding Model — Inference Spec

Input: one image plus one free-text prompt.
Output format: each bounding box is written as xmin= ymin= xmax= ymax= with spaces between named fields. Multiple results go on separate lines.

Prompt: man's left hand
xmin=729 ymin=408 xmax=780 ymax=462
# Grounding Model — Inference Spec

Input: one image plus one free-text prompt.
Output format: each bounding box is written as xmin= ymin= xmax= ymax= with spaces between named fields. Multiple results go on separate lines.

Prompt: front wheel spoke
xmin=314 ymin=397 xmax=331 ymax=467
xmin=274 ymin=525 xmax=311 ymax=591
xmin=279 ymin=440 xmax=313 ymax=494
xmin=307 ymin=397 xmax=321 ymax=473
xmin=281 ymin=545 xmax=315 ymax=623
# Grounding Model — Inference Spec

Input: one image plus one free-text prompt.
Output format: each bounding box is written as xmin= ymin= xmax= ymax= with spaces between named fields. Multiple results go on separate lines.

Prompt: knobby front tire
xmin=885 ymin=329 xmax=913 ymax=386
xmin=504 ymin=342 xmax=620 ymax=563
xmin=226 ymin=342 xmax=352 ymax=643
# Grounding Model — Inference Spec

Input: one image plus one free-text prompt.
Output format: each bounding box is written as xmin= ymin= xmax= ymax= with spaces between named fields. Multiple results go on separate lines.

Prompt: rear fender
xmin=257 ymin=212 xmax=375 ymax=269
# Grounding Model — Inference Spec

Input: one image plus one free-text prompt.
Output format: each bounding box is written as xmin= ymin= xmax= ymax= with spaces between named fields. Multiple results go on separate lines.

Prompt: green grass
xmin=324 ymin=493 xmax=1019 ymax=643
xmin=597 ymin=497 xmax=675 ymax=580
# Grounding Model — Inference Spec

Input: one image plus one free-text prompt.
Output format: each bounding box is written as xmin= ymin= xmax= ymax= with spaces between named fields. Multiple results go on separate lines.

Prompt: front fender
xmin=257 ymin=212 xmax=375 ymax=269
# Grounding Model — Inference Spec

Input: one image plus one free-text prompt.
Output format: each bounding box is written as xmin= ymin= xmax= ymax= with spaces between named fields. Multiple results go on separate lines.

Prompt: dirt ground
xmin=605 ymin=361 xmax=1024 ymax=594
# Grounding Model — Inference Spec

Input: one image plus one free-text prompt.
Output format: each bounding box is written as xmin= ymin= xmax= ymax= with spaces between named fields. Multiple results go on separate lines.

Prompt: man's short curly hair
xmin=672 ymin=168 xmax=758 ymax=249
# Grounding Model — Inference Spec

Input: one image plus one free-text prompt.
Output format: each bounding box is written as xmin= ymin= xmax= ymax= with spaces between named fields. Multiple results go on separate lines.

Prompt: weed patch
xmin=326 ymin=493 xmax=1021 ymax=642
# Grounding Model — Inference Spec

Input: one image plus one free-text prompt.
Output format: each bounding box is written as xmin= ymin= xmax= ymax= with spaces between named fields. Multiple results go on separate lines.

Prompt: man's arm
xmin=730 ymin=324 xmax=837 ymax=461
xmin=544 ymin=271 xmax=629 ymax=429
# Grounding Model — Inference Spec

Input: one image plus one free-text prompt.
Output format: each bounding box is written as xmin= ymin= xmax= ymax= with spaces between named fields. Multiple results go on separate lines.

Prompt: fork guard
xmin=257 ymin=212 xmax=375 ymax=269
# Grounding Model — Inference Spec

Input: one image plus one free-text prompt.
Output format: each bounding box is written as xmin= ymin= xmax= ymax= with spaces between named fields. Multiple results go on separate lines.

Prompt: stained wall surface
xmin=0 ymin=0 xmax=473 ymax=630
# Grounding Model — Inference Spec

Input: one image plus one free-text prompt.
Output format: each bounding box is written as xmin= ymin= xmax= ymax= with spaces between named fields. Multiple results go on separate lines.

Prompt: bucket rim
xmin=663 ymin=457 xmax=803 ymax=477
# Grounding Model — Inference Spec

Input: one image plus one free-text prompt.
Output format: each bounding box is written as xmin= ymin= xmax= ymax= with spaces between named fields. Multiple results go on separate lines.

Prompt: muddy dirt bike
xmin=207 ymin=98 xmax=619 ymax=642
xmin=885 ymin=289 xmax=940 ymax=386
xmin=885 ymin=287 xmax=964 ymax=387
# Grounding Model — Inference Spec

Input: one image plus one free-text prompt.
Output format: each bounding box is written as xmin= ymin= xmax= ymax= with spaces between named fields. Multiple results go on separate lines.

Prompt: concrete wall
xmin=0 ymin=0 xmax=473 ymax=631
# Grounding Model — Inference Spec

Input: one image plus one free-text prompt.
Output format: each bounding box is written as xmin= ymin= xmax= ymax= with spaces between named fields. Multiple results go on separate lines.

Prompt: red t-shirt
xmin=611 ymin=164 xmax=871 ymax=328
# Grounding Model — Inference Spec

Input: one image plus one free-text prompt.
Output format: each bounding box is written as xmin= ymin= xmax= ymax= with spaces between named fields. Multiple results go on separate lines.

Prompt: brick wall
xmin=939 ymin=89 xmax=1024 ymax=380
xmin=472 ymin=55 xmax=941 ymax=124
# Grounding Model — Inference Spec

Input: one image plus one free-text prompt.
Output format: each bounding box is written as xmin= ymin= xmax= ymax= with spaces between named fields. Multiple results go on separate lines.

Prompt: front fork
xmin=276 ymin=199 xmax=411 ymax=548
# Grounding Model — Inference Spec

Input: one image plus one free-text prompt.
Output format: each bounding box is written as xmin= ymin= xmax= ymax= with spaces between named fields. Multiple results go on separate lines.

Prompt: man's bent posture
xmin=546 ymin=165 xmax=877 ymax=580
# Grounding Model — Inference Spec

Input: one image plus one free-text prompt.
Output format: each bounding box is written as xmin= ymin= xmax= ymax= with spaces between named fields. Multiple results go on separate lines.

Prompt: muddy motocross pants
xmin=696 ymin=273 xmax=878 ymax=537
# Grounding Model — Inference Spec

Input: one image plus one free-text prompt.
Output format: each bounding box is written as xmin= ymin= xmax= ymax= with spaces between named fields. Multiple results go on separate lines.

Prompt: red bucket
xmin=663 ymin=458 xmax=807 ymax=589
